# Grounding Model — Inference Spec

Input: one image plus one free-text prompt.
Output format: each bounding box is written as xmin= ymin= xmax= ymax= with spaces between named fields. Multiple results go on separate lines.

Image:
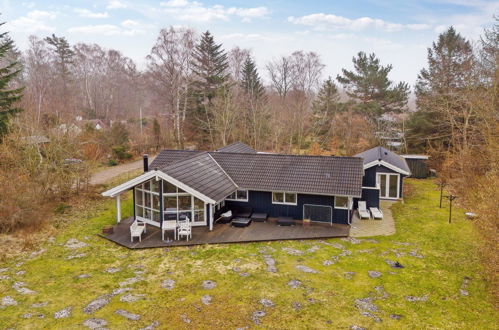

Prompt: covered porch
xmin=101 ymin=216 xmax=350 ymax=249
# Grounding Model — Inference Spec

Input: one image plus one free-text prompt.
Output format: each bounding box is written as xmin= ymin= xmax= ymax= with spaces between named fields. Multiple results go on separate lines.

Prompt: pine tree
xmin=336 ymin=51 xmax=409 ymax=120
xmin=191 ymin=31 xmax=229 ymax=146
xmin=241 ymin=56 xmax=265 ymax=102
xmin=0 ymin=22 xmax=23 ymax=138
xmin=44 ymin=34 xmax=74 ymax=80
xmin=311 ymin=77 xmax=340 ymax=143
xmin=408 ymin=27 xmax=475 ymax=151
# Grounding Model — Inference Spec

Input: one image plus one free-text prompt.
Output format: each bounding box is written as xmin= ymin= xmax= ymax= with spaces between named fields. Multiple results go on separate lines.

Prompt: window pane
xmin=237 ymin=190 xmax=248 ymax=200
xmin=194 ymin=210 xmax=205 ymax=222
xmin=379 ymin=174 xmax=387 ymax=198
xmin=177 ymin=187 xmax=185 ymax=193
xmin=178 ymin=195 xmax=192 ymax=210
xmin=285 ymin=193 xmax=296 ymax=204
xmin=335 ymin=196 xmax=348 ymax=208
xmin=144 ymin=192 xmax=151 ymax=207
xmin=389 ymin=175 xmax=398 ymax=198
xmin=227 ymin=192 xmax=236 ymax=200
xmin=163 ymin=181 xmax=177 ymax=194
xmin=273 ymin=192 xmax=284 ymax=203
xmin=152 ymin=194 xmax=160 ymax=210
xmin=164 ymin=196 xmax=177 ymax=210
xmin=136 ymin=206 xmax=143 ymax=218
xmin=135 ymin=189 xmax=143 ymax=206
xmin=151 ymin=180 xmax=160 ymax=193
xmin=153 ymin=211 xmax=160 ymax=222
xmin=144 ymin=208 xmax=151 ymax=219
xmin=194 ymin=197 xmax=204 ymax=210
xmin=144 ymin=181 xmax=150 ymax=191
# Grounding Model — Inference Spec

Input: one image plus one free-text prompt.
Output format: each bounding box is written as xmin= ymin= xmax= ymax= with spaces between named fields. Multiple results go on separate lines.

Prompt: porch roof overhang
xmin=363 ymin=160 xmax=411 ymax=176
xmin=101 ymin=170 xmax=220 ymax=204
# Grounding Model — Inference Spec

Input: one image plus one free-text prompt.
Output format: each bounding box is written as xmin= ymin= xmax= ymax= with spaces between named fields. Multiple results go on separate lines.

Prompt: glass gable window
xmin=272 ymin=192 xmax=297 ymax=205
xmin=161 ymin=180 xmax=206 ymax=224
xmin=226 ymin=189 xmax=248 ymax=201
xmin=135 ymin=179 xmax=161 ymax=224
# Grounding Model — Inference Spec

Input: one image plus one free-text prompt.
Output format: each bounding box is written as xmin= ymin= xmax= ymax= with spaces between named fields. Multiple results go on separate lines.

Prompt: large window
xmin=272 ymin=192 xmax=297 ymax=205
xmin=162 ymin=180 xmax=205 ymax=224
xmin=334 ymin=196 xmax=351 ymax=209
xmin=135 ymin=179 xmax=161 ymax=224
xmin=226 ymin=189 xmax=248 ymax=202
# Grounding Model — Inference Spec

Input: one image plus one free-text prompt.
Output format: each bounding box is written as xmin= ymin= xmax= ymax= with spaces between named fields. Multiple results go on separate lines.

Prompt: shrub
xmin=107 ymin=159 xmax=118 ymax=166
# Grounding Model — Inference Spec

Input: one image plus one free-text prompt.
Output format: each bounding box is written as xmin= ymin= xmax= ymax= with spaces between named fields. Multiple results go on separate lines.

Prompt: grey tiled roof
xmin=215 ymin=142 xmax=256 ymax=153
xmin=355 ymin=146 xmax=410 ymax=174
xmin=160 ymin=152 xmax=237 ymax=202
xmin=210 ymin=152 xmax=364 ymax=197
xmin=149 ymin=150 xmax=201 ymax=170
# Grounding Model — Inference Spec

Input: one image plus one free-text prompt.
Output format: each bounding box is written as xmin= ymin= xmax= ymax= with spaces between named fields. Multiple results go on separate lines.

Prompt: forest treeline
xmin=0 ymin=16 xmax=497 ymax=285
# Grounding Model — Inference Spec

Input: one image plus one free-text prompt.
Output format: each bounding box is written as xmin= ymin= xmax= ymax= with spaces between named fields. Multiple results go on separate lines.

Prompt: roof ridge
xmin=159 ymin=151 xmax=208 ymax=171
xmin=210 ymin=151 xmax=363 ymax=160
xmin=207 ymin=153 xmax=239 ymax=189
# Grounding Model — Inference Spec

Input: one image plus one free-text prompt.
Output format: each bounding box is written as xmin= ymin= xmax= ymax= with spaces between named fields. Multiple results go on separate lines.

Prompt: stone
xmin=460 ymin=289 xmax=469 ymax=296
xmin=296 ymin=265 xmax=319 ymax=274
xmin=409 ymin=250 xmax=424 ymax=258
xmin=252 ymin=311 xmax=266 ymax=325
xmin=54 ymin=306 xmax=72 ymax=319
xmin=390 ymin=314 xmax=403 ymax=320
xmin=115 ymin=309 xmax=140 ymax=321
xmin=361 ymin=311 xmax=382 ymax=323
xmin=161 ymin=279 xmax=175 ymax=290
xmin=1 ymin=296 xmax=17 ymax=306
xmin=111 ymin=287 xmax=132 ymax=296
xmin=201 ymin=295 xmax=212 ymax=305
xmin=323 ymin=260 xmax=335 ymax=266
xmin=374 ymin=286 xmax=389 ymax=298
xmin=104 ymin=267 xmax=121 ymax=273
xmin=0 ymin=268 xmax=9 ymax=272
xmin=239 ymin=272 xmax=250 ymax=277
xmin=30 ymin=248 xmax=47 ymax=258
xmin=339 ymin=250 xmax=352 ymax=257
xmin=83 ymin=318 xmax=108 ymax=329
xmin=65 ymin=238 xmax=88 ymax=249
xmin=368 ymin=271 xmax=382 ymax=278
xmin=349 ymin=238 xmax=361 ymax=244
xmin=263 ymin=255 xmax=277 ymax=273
xmin=119 ymin=276 xmax=141 ymax=287
xmin=83 ymin=295 xmax=111 ymax=314
xmin=77 ymin=274 xmax=91 ymax=279
xmin=0 ymin=275 xmax=10 ymax=280
xmin=202 ymin=280 xmax=216 ymax=290
xmin=232 ymin=267 xmax=241 ymax=272
xmin=282 ymin=247 xmax=304 ymax=256
xmin=405 ymin=295 xmax=429 ymax=302
xmin=307 ymin=245 xmax=320 ymax=253
xmin=31 ymin=302 xmax=48 ymax=308
xmin=181 ymin=314 xmax=191 ymax=323
xmin=16 ymin=270 xmax=26 ymax=276
xmin=363 ymin=239 xmax=379 ymax=243
xmin=66 ymin=253 xmax=87 ymax=260
xmin=120 ymin=293 xmax=145 ymax=303
xmin=140 ymin=321 xmax=159 ymax=330
xmin=350 ymin=326 xmax=366 ymax=330
xmin=292 ymin=302 xmax=302 ymax=310
xmin=22 ymin=313 xmax=33 ymax=319
xmin=344 ymin=272 xmax=356 ymax=279
xmin=288 ymin=280 xmax=301 ymax=289
xmin=259 ymin=298 xmax=274 ymax=308
xmin=12 ymin=281 xmax=36 ymax=295
xmin=354 ymin=297 xmax=378 ymax=312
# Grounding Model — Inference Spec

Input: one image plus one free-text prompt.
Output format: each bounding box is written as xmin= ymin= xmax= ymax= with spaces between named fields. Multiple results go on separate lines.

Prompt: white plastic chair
xmin=177 ymin=218 xmax=192 ymax=241
xmin=162 ymin=220 xmax=178 ymax=241
xmin=130 ymin=220 xmax=146 ymax=242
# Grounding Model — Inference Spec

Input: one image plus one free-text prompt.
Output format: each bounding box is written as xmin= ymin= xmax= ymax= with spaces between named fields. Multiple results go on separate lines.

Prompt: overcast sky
xmin=2 ymin=0 xmax=498 ymax=87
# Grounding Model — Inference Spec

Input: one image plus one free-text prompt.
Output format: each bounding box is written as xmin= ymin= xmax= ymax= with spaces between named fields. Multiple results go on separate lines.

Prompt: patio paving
xmin=100 ymin=217 xmax=350 ymax=249
xmin=349 ymin=200 xmax=396 ymax=237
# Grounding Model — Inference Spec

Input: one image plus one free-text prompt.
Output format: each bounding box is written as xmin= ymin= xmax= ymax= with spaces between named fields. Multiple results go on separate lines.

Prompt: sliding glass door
xmin=377 ymin=173 xmax=399 ymax=199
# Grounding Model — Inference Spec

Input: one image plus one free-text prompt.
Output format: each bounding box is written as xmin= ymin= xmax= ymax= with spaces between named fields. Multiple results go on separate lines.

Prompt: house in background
xmin=101 ymin=142 xmax=410 ymax=243
xmin=402 ymin=154 xmax=431 ymax=178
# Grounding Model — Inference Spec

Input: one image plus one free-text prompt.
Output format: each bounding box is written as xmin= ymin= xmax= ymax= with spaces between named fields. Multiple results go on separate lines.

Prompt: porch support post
xmin=116 ymin=194 xmax=121 ymax=223
xmin=209 ymin=204 xmax=214 ymax=231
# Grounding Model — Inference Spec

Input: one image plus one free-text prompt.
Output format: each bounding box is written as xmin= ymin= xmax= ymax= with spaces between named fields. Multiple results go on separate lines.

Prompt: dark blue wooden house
xmin=102 ymin=142 xmax=410 ymax=231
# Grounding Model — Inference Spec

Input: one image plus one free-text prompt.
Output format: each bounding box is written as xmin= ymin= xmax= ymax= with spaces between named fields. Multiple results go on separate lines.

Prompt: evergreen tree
xmin=191 ymin=31 xmax=229 ymax=102
xmin=408 ymin=27 xmax=475 ymax=151
xmin=0 ymin=22 xmax=23 ymax=138
xmin=336 ymin=51 xmax=409 ymax=120
xmin=44 ymin=34 xmax=74 ymax=79
xmin=241 ymin=56 xmax=265 ymax=102
xmin=191 ymin=31 xmax=229 ymax=146
xmin=311 ymin=77 xmax=340 ymax=143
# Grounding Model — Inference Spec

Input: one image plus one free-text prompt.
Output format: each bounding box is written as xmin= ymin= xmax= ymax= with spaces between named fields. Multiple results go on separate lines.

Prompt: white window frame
xmin=162 ymin=182 xmax=207 ymax=226
xmin=225 ymin=189 xmax=249 ymax=202
xmin=334 ymin=196 xmax=351 ymax=210
xmin=135 ymin=179 xmax=161 ymax=226
xmin=376 ymin=173 xmax=400 ymax=200
xmin=272 ymin=191 xmax=298 ymax=206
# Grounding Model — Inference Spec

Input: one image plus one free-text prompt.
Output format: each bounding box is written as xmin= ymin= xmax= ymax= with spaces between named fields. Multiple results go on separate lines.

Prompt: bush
xmin=107 ymin=159 xmax=118 ymax=166
xmin=54 ymin=203 xmax=71 ymax=214
xmin=111 ymin=145 xmax=132 ymax=160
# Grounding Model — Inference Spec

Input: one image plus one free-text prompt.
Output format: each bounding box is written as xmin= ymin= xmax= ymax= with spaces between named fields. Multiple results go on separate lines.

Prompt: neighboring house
xmin=402 ymin=154 xmax=431 ymax=179
xmin=355 ymin=146 xmax=411 ymax=202
xmin=102 ymin=142 xmax=409 ymax=232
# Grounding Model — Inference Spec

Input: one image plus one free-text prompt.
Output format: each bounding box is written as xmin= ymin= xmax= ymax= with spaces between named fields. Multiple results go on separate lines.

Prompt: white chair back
xmin=358 ymin=201 xmax=367 ymax=211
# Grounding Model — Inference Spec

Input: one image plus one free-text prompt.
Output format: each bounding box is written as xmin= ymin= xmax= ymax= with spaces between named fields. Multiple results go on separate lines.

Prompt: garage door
xmin=303 ymin=204 xmax=332 ymax=224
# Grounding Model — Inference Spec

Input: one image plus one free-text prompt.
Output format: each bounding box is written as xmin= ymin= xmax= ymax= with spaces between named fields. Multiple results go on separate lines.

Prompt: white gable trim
xmin=101 ymin=170 xmax=217 ymax=204
xmin=363 ymin=160 xmax=410 ymax=176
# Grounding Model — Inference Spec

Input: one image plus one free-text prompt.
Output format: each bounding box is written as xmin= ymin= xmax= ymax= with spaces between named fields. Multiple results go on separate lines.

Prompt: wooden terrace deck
xmin=101 ymin=217 xmax=350 ymax=249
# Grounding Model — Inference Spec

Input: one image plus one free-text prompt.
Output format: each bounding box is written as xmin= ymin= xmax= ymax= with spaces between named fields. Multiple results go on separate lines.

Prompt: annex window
xmin=272 ymin=192 xmax=297 ymax=205
xmin=226 ymin=189 xmax=248 ymax=202
xmin=334 ymin=196 xmax=350 ymax=209
xmin=135 ymin=179 xmax=161 ymax=224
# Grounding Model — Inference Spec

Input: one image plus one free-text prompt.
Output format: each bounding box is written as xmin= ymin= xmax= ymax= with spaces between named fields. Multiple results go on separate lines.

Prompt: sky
xmin=1 ymin=0 xmax=498 ymax=87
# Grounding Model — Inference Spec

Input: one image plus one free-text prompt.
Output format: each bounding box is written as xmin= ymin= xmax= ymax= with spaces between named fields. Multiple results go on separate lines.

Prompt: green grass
xmin=0 ymin=179 xmax=497 ymax=329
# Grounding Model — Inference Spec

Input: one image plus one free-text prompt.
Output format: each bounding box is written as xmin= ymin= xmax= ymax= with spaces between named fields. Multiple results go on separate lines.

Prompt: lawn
xmin=0 ymin=179 xmax=497 ymax=329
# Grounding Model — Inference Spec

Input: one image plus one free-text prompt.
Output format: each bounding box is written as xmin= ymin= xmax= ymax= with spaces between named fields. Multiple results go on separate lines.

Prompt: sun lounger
xmin=358 ymin=201 xmax=371 ymax=219
xmin=369 ymin=207 xmax=383 ymax=220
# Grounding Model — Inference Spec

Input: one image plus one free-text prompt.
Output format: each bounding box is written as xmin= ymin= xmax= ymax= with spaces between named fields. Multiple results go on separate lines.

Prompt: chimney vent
xmin=143 ymin=154 xmax=149 ymax=172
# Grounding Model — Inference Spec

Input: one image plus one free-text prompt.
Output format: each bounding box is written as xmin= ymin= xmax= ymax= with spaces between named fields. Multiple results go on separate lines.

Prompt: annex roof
xmin=215 ymin=142 xmax=256 ymax=154
xmin=356 ymin=146 xmax=411 ymax=175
